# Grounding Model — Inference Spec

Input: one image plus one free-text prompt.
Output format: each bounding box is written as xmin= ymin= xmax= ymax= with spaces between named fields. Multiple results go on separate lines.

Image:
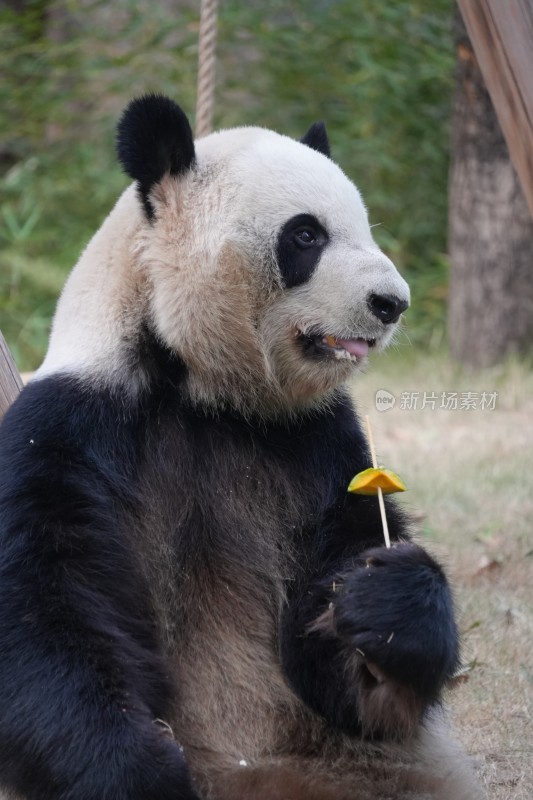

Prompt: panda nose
xmin=367 ymin=293 xmax=409 ymax=325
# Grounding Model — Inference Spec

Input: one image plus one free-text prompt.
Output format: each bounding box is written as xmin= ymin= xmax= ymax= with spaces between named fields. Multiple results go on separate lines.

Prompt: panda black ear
xmin=300 ymin=121 xmax=330 ymax=158
xmin=116 ymin=94 xmax=196 ymax=220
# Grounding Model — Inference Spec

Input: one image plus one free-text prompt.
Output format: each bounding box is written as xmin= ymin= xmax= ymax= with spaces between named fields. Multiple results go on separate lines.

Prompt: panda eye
xmin=293 ymin=227 xmax=318 ymax=248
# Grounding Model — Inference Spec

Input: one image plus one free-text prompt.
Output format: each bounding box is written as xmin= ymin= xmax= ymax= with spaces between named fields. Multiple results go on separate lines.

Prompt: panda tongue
xmin=336 ymin=337 xmax=369 ymax=357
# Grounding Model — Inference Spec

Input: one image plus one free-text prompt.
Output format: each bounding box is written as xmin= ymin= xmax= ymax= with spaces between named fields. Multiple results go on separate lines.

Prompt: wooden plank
xmin=458 ymin=0 xmax=533 ymax=220
xmin=0 ymin=331 xmax=23 ymax=421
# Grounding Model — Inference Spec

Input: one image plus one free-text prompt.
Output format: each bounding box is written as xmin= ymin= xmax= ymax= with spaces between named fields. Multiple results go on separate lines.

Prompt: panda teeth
xmin=322 ymin=335 xmax=357 ymax=362
xmin=333 ymin=348 xmax=357 ymax=362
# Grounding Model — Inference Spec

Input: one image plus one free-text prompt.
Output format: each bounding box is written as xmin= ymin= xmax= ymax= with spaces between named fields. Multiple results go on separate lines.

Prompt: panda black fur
xmin=0 ymin=96 xmax=482 ymax=799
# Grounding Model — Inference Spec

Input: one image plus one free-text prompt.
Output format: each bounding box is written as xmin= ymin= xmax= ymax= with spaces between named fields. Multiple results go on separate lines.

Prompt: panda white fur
xmin=0 ymin=96 xmax=482 ymax=799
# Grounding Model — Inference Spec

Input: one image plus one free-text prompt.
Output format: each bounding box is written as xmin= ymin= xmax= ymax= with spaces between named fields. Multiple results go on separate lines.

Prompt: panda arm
xmin=0 ymin=377 xmax=198 ymax=800
xmin=280 ymin=404 xmax=459 ymax=739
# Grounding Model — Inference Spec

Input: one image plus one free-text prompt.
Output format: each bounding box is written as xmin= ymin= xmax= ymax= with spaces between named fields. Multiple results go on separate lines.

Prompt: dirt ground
xmin=352 ymin=350 xmax=533 ymax=800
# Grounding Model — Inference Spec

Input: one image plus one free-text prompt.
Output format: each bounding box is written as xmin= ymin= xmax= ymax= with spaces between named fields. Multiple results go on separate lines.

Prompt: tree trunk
xmin=0 ymin=331 xmax=22 ymax=422
xmin=447 ymin=7 xmax=533 ymax=368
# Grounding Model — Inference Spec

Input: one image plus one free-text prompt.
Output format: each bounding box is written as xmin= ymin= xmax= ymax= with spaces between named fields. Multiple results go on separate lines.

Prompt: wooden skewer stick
xmin=364 ymin=414 xmax=391 ymax=548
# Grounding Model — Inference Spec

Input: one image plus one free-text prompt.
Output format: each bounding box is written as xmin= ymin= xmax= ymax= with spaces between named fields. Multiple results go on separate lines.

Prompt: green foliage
xmin=0 ymin=0 xmax=198 ymax=368
xmin=1 ymin=0 xmax=454 ymax=370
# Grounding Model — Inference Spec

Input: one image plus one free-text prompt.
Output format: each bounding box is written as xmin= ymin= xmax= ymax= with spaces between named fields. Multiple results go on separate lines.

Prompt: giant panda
xmin=0 ymin=95 xmax=482 ymax=800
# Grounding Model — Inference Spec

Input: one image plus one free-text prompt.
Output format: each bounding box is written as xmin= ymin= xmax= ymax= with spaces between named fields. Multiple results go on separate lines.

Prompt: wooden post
xmin=457 ymin=0 xmax=533 ymax=221
xmin=0 ymin=332 xmax=23 ymax=421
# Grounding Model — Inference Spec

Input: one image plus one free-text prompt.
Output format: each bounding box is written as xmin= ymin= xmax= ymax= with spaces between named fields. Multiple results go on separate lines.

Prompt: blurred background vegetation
xmin=1 ymin=0 xmax=454 ymax=370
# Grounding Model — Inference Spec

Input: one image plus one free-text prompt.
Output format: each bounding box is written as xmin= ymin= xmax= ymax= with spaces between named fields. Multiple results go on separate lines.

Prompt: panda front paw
xmin=331 ymin=543 xmax=459 ymax=737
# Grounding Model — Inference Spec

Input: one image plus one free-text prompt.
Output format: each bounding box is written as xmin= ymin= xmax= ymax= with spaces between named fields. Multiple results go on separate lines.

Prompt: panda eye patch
xmin=277 ymin=214 xmax=328 ymax=288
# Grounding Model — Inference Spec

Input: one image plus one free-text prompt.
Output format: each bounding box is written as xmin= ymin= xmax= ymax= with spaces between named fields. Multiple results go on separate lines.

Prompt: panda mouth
xmin=298 ymin=332 xmax=377 ymax=362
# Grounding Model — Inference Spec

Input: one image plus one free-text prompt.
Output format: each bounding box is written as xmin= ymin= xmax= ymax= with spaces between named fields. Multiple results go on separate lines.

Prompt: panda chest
xmin=131 ymin=414 xmax=319 ymax=646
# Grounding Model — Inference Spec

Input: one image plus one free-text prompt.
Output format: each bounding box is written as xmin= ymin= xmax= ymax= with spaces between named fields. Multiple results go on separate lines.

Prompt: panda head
xmin=46 ymin=95 xmax=410 ymax=418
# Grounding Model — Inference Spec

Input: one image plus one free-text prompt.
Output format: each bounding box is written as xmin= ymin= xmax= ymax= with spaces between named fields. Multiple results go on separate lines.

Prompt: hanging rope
xmin=195 ymin=0 xmax=219 ymax=139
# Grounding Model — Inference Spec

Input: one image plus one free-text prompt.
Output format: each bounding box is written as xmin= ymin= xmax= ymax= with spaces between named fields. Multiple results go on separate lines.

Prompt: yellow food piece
xmin=347 ymin=467 xmax=406 ymax=495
